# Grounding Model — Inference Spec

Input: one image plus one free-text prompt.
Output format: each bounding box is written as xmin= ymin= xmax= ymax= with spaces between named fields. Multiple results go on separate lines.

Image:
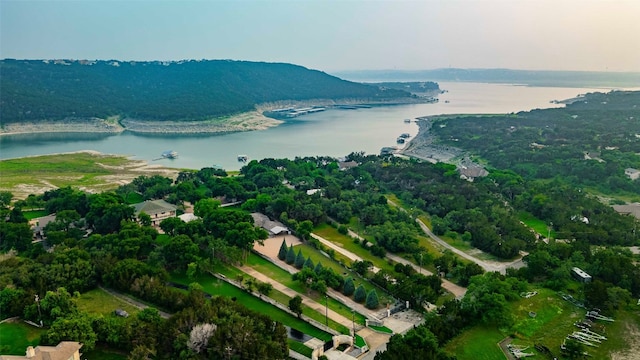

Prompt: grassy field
xmin=0 ymin=152 xmax=178 ymax=199
xmin=445 ymin=325 xmax=506 ymax=360
xmin=314 ymin=223 xmax=395 ymax=273
xmin=76 ymin=288 xmax=140 ymax=316
xmin=518 ymin=211 xmax=554 ymax=238
xmin=0 ymin=321 xmax=44 ymax=355
xmin=171 ymin=272 xmax=333 ymax=341
xmin=445 ymin=287 xmax=640 ymax=359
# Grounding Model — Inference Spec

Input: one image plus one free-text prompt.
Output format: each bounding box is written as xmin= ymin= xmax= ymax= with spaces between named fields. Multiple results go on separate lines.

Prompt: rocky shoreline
xmin=400 ymin=116 xmax=464 ymax=163
xmin=0 ymin=97 xmax=432 ymax=136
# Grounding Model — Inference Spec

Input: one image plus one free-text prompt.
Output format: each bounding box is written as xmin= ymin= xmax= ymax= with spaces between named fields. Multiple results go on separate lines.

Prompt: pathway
xmin=385 ymin=199 xmax=526 ymax=274
xmin=239 ymin=266 xmax=361 ymax=332
xmin=345 ymin=228 xmax=467 ymax=298
xmin=310 ymin=233 xmax=381 ymax=273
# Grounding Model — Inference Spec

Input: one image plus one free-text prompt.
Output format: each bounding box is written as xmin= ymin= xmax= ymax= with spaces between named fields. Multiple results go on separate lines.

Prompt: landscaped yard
xmin=0 ymin=321 xmax=44 ymax=355
xmin=314 ymin=223 xmax=395 ymax=273
xmin=171 ymin=272 xmax=333 ymax=341
xmin=246 ymin=253 xmax=367 ymax=325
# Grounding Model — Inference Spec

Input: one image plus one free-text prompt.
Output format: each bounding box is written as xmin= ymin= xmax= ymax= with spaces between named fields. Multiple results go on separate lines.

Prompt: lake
xmin=0 ymin=82 xmax=611 ymax=170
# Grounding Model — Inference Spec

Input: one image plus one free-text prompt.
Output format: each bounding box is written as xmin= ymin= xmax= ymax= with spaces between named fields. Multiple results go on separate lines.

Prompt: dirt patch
xmin=611 ymin=321 xmax=640 ymax=360
xmin=253 ymin=235 xmax=302 ymax=259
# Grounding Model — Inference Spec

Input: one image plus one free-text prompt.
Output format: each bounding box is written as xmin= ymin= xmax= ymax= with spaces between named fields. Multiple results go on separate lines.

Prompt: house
xmin=571 ymin=267 xmax=592 ymax=283
xmin=458 ymin=167 xmax=488 ymax=182
xmin=338 ymin=160 xmax=358 ymax=171
xmin=0 ymin=341 xmax=82 ymax=360
xmin=625 ymin=168 xmax=640 ymax=180
xmin=251 ymin=213 xmax=290 ymax=236
xmin=306 ymin=188 xmax=322 ymax=196
xmin=132 ymin=199 xmax=177 ymax=227
xmin=29 ymin=213 xmax=57 ymax=240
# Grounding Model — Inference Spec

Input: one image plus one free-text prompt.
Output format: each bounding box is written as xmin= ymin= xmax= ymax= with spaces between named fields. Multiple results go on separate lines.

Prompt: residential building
xmin=0 ymin=341 xmax=82 ymax=360
xmin=132 ymin=199 xmax=177 ymax=227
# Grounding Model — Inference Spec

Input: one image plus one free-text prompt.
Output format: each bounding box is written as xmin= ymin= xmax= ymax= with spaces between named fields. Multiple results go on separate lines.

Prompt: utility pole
xmin=352 ymin=309 xmax=355 ymax=338
xmin=325 ymin=295 xmax=328 ymax=326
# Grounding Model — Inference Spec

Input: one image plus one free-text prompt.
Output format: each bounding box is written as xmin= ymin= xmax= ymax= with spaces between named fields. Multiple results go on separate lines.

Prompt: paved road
xmin=414 ymin=217 xmax=526 ymax=274
xmin=385 ymin=253 xmax=467 ymax=299
xmin=385 ymin=199 xmax=526 ymax=274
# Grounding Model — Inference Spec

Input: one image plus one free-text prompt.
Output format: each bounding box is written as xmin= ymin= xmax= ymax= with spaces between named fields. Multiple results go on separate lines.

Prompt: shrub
xmin=294 ymin=249 xmax=305 ymax=269
xmin=278 ymin=239 xmax=288 ymax=261
xmin=338 ymin=225 xmax=348 ymax=235
xmin=354 ymin=285 xmax=366 ymax=303
xmin=286 ymin=245 xmax=296 ymax=264
xmin=365 ymin=289 xmax=379 ymax=309
xmin=343 ymin=277 xmax=355 ymax=296
xmin=303 ymin=256 xmax=314 ymax=269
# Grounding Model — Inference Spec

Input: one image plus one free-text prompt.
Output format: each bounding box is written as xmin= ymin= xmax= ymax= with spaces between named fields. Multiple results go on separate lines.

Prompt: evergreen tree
xmin=278 ymin=239 xmax=288 ymax=261
xmin=343 ymin=277 xmax=355 ymax=296
xmin=366 ymin=289 xmax=379 ymax=309
xmin=314 ymin=262 xmax=324 ymax=274
xmin=303 ymin=256 xmax=314 ymax=269
xmin=295 ymin=249 xmax=306 ymax=269
xmin=354 ymin=285 xmax=366 ymax=303
xmin=286 ymin=245 xmax=296 ymax=264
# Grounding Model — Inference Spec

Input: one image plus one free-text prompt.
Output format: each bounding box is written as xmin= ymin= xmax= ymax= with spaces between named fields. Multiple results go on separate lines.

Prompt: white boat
xmin=162 ymin=150 xmax=178 ymax=159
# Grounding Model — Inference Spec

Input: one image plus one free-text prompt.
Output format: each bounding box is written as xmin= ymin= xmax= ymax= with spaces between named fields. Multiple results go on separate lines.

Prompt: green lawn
xmin=77 ymin=288 xmax=140 ymax=316
xmin=246 ymin=253 xmax=367 ymax=325
xmin=171 ymin=272 xmax=333 ymax=341
xmin=291 ymin=244 xmax=394 ymax=308
xmin=0 ymin=321 xmax=44 ymax=355
xmin=81 ymin=346 xmax=128 ymax=360
xmin=314 ymin=223 xmax=395 ymax=273
xmin=369 ymin=325 xmax=393 ymax=334
xmin=22 ymin=210 xmax=48 ymax=220
xmin=354 ymin=334 xmax=367 ymax=348
xmin=288 ymin=339 xmax=313 ymax=358
xmin=447 ymin=287 xmax=639 ymax=359
xmin=444 ymin=325 xmax=506 ymax=360
xmin=518 ymin=211 xmax=554 ymax=238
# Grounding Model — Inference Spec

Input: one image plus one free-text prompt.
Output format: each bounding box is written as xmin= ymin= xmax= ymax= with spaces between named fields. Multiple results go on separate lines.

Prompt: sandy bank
xmin=0 ymin=111 xmax=281 ymax=136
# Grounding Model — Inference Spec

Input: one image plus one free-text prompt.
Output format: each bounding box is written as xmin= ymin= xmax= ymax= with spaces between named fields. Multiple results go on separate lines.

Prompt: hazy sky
xmin=2 ymin=0 xmax=639 ymax=72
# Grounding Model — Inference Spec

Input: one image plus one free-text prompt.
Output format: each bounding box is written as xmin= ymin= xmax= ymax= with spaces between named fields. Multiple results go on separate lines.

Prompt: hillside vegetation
xmin=0 ymin=59 xmax=412 ymax=123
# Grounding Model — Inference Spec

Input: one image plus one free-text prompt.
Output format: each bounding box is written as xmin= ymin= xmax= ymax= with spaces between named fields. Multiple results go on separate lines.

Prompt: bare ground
xmin=611 ymin=320 xmax=640 ymax=360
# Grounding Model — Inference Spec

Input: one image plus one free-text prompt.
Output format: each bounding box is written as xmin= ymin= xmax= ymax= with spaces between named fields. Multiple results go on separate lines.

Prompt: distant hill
xmin=333 ymin=68 xmax=640 ymax=88
xmin=0 ymin=59 xmax=412 ymax=123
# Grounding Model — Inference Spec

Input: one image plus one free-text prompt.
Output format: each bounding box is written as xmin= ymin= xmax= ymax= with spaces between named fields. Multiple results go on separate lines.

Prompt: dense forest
xmin=0 ymin=59 xmax=412 ymax=123
xmin=432 ymin=91 xmax=640 ymax=197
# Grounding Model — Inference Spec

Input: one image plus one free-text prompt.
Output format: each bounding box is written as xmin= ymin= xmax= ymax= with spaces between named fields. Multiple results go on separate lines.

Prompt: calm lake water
xmin=0 ymin=82 xmax=610 ymax=170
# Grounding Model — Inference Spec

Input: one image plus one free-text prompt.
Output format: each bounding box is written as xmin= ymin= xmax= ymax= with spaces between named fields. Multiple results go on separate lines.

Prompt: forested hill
xmin=0 ymin=59 xmax=412 ymax=123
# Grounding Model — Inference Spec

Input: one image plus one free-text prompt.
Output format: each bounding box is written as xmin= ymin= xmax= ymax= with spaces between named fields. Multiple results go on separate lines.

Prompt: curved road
xmin=386 ymin=199 xmax=526 ymax=274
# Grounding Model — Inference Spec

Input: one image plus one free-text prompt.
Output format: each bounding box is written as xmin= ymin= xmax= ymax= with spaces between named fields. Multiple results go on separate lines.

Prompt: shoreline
xmin=0 ymin=97 xmax=430 ymax=137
